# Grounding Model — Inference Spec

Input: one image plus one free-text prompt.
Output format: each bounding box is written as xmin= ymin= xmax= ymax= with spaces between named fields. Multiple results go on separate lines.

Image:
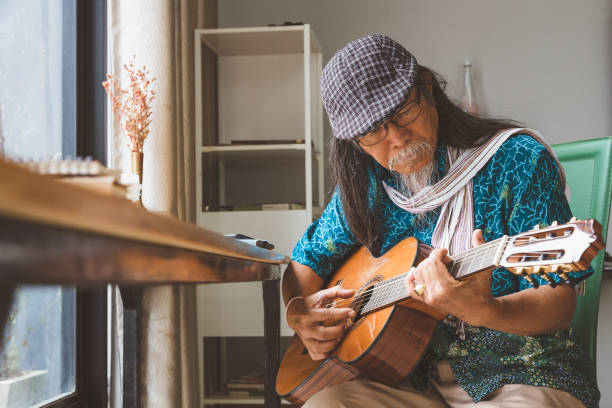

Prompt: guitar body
xmin=276 ymin=237 xmax=446 ymax=406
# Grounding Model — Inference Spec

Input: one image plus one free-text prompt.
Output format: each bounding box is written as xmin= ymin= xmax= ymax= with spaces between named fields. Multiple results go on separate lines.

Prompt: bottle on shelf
xmin=460 ymin=60 xmax=478 ymax=115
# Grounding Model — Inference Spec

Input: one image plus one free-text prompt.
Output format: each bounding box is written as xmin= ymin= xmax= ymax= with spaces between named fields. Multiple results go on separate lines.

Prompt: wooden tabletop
xmin=0 ymin=159 xmax=289 ymax=286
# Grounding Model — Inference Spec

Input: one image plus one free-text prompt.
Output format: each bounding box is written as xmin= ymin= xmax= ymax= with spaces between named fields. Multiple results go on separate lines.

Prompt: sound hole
xmin=350 ymin=284 xmax=375 ymax=323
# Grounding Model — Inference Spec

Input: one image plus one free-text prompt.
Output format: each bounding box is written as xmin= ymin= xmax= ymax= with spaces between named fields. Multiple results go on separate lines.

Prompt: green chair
xmin=552 ymin=137 xmax=612 ymax=366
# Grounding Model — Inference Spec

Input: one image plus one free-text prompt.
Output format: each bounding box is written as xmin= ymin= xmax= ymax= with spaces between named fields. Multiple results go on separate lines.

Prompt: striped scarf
xmin=383 ymin=128 xmax=565 ymax=255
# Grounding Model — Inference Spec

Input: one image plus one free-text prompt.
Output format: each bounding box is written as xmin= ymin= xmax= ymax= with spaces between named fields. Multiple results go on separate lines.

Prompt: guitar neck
xmin=362 ymin=238 xmax=507 ymax=314
xmin=448 ymin=237 xmax=508 ymax=279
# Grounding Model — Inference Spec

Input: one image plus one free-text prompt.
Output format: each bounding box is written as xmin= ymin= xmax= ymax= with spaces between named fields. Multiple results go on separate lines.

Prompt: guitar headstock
xmin=499 ymin=218 xmax=604 ymax=288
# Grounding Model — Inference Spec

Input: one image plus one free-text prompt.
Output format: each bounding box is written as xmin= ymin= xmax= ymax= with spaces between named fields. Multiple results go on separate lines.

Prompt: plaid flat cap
xmin=321 ymin=35 xmax=418 ymax=140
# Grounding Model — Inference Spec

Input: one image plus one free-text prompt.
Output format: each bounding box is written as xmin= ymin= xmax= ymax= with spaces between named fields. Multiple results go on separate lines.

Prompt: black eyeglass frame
xmin=355 ymin=88 xmax=423 ymax=147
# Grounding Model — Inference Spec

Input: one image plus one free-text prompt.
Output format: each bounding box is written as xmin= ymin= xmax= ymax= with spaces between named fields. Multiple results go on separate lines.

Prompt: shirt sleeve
xmin=503 ymin=140 xmax=593 ymax=289
xmin=291 ymin=190 xmax=360 ymax=281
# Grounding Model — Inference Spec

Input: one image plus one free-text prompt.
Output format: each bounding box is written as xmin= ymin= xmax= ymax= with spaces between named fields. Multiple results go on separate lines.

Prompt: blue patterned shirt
xmin=292 ymin=134 xmax=599 ymax=407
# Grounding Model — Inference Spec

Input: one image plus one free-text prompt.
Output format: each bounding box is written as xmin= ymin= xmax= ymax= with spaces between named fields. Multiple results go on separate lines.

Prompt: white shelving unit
xmin=194 ymin=25 xmax=323 ymax=406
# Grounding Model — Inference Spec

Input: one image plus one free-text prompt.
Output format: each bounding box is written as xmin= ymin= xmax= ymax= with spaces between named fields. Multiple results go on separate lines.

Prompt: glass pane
xmin=0 ymin=0 xmax=75 ymax=160
xmin=0 ymin=0 xmax=77 ymax=406
xmin=1 ymin=288 xmax=76 ymax=407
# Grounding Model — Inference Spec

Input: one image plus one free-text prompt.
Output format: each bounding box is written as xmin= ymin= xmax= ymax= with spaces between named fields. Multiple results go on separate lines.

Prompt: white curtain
xmin=109 ymin=0 xmax=215 ymax=406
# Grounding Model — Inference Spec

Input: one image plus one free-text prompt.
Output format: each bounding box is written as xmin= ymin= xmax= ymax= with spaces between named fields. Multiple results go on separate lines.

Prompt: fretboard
xmin=361 ymin=237 xmax=506 ymax=314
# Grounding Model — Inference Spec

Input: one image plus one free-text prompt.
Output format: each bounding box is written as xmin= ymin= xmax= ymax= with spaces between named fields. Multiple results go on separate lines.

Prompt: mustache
xmin=387 ymin=141 xmax=434 ymax=170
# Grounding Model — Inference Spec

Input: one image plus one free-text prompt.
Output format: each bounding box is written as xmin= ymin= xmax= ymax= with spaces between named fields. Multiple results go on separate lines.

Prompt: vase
xmin=131 ymin=151 xmax=144 ymax=204
xmin=460 ymin=60 xmax=478 ymax=115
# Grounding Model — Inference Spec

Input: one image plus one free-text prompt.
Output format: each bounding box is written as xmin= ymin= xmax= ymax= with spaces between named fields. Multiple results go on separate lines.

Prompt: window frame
xmin=42 ymin=0 xmax=108 ymax=407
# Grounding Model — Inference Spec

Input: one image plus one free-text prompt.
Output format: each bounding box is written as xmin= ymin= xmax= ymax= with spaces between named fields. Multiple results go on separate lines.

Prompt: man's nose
xmin=386 ymin=122 xmax=410 ymax=147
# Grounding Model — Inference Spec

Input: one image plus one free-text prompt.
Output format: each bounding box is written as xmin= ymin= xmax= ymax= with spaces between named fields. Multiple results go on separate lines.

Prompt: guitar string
xmin=326 ymin=231 xmax=573 ymax=309
xmin=328 ymin=247 xmax=568 ymax=309
xmin=328 ymin=245 xmax=566 ymax=310
xmin=329 ymin=252 xmax=568 ymax=310
xmin=329 ymin=246 xmax=566 ymax=309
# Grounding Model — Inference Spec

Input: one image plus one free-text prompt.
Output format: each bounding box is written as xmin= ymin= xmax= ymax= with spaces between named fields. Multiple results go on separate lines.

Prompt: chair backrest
xmin=552 ymin=137 xmax=612 ymax=364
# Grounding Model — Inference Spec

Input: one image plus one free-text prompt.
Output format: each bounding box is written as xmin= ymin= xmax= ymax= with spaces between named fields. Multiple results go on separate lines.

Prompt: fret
xmin=361 ymin=273 xmax=411 ymax=314
xmin=360 ymin=233 xmax=504 ymax=315
xmin=488 ymin=241 xmax=504 ymax=266
xmin=367 ymin=283 xmax=381 ymax=313
xmin=450 ymin=260 xmax=460 ymax=278
xmin=479 ymin=243 xmax=491 ymax=271
xmin=450 ymin=239 xmax=503 ymax=279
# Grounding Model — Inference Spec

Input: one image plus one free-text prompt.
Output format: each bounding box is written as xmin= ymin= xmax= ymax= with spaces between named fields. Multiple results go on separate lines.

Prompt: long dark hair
xmin=329 ymin=66 xmax=521 ymax=253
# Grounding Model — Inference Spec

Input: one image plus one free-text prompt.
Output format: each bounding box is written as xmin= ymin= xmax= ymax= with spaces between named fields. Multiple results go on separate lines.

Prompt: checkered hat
xmin=321 ymin=35 xmax=418 ymax=140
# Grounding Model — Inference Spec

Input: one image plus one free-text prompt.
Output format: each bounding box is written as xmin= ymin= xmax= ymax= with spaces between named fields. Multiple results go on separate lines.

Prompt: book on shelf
xmin=229 ymin=139 xmax=306 ymax=145
xmin=225 ymin=372 xmax=265 ymax=397
xmin=261 ymin=203 xmax=305 ymax=210
xmin=226 ymin=382 xmax=265 ymax=391
xmin=227 ymin=389 xmax=265 ymax=397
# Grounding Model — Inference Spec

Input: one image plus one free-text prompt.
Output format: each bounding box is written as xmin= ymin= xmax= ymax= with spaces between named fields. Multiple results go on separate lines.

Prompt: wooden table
xmin=0 ymin=160 xmax=289 ymax=407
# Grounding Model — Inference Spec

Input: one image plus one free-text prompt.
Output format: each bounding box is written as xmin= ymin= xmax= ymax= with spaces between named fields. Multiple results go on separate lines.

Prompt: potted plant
xmin=102 ymin=55 xmax=156 ymax=203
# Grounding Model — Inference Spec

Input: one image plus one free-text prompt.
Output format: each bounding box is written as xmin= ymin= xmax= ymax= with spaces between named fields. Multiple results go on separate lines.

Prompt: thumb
xmin=472 ymin=229 xmax=486 ymax=248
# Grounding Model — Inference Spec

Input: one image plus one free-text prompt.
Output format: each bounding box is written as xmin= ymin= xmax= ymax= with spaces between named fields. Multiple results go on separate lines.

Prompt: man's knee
xmin=302 ymin=384 xmax=351 ymax=408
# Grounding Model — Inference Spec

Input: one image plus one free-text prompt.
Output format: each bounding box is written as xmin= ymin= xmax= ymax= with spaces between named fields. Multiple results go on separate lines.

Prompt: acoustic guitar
xmin=276 ymin=219 xmax=604 ymax=406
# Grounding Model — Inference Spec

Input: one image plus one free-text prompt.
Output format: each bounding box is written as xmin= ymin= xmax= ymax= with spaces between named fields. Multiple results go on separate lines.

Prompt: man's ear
xmin=352 ymin=140 xmax=367 ymax=154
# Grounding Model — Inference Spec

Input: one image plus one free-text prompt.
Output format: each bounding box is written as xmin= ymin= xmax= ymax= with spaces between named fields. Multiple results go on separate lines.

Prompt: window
xmin=0 ymin=0 xmax=107 ymax=406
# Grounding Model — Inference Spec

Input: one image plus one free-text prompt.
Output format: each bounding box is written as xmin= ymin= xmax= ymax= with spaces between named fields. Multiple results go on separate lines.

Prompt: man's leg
xmin=430 ymin=360 xmax=585 ymax=408
xmin=303 ymin=378 xmax=448 ymax=408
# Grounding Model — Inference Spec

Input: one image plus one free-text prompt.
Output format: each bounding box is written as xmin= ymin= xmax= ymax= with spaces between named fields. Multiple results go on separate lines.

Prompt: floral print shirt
xmin=292 ymin=134 xmax=599 ymax=407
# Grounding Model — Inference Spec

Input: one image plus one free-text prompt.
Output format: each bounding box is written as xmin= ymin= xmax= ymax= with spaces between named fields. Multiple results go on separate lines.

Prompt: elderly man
xmin=282 ymin=35 xmax=599 ymax=407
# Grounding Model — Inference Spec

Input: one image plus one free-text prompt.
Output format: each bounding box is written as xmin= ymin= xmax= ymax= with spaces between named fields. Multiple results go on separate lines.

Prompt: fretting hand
xmin=405 ymin=229 xmax=495 ymax=324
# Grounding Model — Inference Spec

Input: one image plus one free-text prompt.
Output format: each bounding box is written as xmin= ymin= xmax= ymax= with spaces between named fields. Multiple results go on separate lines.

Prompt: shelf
xmin=196 ymin=25 xmax=322 ymax=56
xmin=195 ymin=24 xmax=323 ymax=408
xmin=200 ymin=145 xmax=321 ymax=162
xmin=202 ymin=144 xmax=307 ymax=152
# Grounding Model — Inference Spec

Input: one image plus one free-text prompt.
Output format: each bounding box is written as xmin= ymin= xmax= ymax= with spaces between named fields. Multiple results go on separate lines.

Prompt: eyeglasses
xmin=356 ymin=90 xmax=422 ymax=147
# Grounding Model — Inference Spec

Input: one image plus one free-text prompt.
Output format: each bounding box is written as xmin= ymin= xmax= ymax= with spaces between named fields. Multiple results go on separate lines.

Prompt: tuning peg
xmin=570 ymin=217 xmax=577 ymax=222
xmin=532 ymin=224 xmax=540 ymax=230
xmin=540 ymin=273 xmax=557 ymax=288
xmin=559 ymin=272 xmax=577 ymax=286
xmin=533 ymin=266 xmax=544 ymax=274
xmin=551 ymin=220 xmax=558 ymax=226
xmin=551 ymin=265 xmax=560 ymax=273
xmin=522 ymin=273 xmax=540 ymax=289
xmin=559 ymin=264 xmax=574 ymax=273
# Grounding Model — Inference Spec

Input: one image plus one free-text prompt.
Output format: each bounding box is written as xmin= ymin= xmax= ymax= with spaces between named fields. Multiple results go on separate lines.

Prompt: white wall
xmin=219 ymin=0 xmax=612 ymax=405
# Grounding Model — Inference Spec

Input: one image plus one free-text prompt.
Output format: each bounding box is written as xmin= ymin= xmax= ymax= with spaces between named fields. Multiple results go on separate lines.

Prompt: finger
xmin=472 ymin=229 xmax=486 ymax=247
xmin=405 ymin=266 xmax=416 ymax=283
xmin=320 ymin=319 xmax=348 ymax=338
xmin=405 ymin=267 xmax=425 ymax=301
xmin=430 ymin=248 xmax=449 ymax=263
xmin=308 ymin=350 xmax=330 ymax=361
xmin=307 ymin=337 xmax=339 ymax=353
xmin=303 ymin=320 xmax=347 ymax=342
xmin=311 ymin=306 xmax=355 ymax=324
xmin=303 ymin=337 xmax=338 ymax=359
xmin=315 ymin=286 xmax=355 ymax=305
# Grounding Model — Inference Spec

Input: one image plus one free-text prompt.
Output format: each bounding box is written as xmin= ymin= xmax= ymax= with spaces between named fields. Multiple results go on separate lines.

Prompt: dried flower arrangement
xmin=102 ymin=55 xmax=156 ymax=153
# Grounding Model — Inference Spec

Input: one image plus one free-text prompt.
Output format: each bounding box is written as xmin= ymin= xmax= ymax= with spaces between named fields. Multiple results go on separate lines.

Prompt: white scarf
xmin=383 ymin=128 xmax=565 ymax=255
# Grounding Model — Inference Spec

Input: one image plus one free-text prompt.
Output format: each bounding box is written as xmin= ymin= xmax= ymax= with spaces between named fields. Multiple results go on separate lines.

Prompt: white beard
xmin=389 ymin=142 xmax=437 ymax=229
xmin=388 ymin=141 xmax=436 ymax=196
